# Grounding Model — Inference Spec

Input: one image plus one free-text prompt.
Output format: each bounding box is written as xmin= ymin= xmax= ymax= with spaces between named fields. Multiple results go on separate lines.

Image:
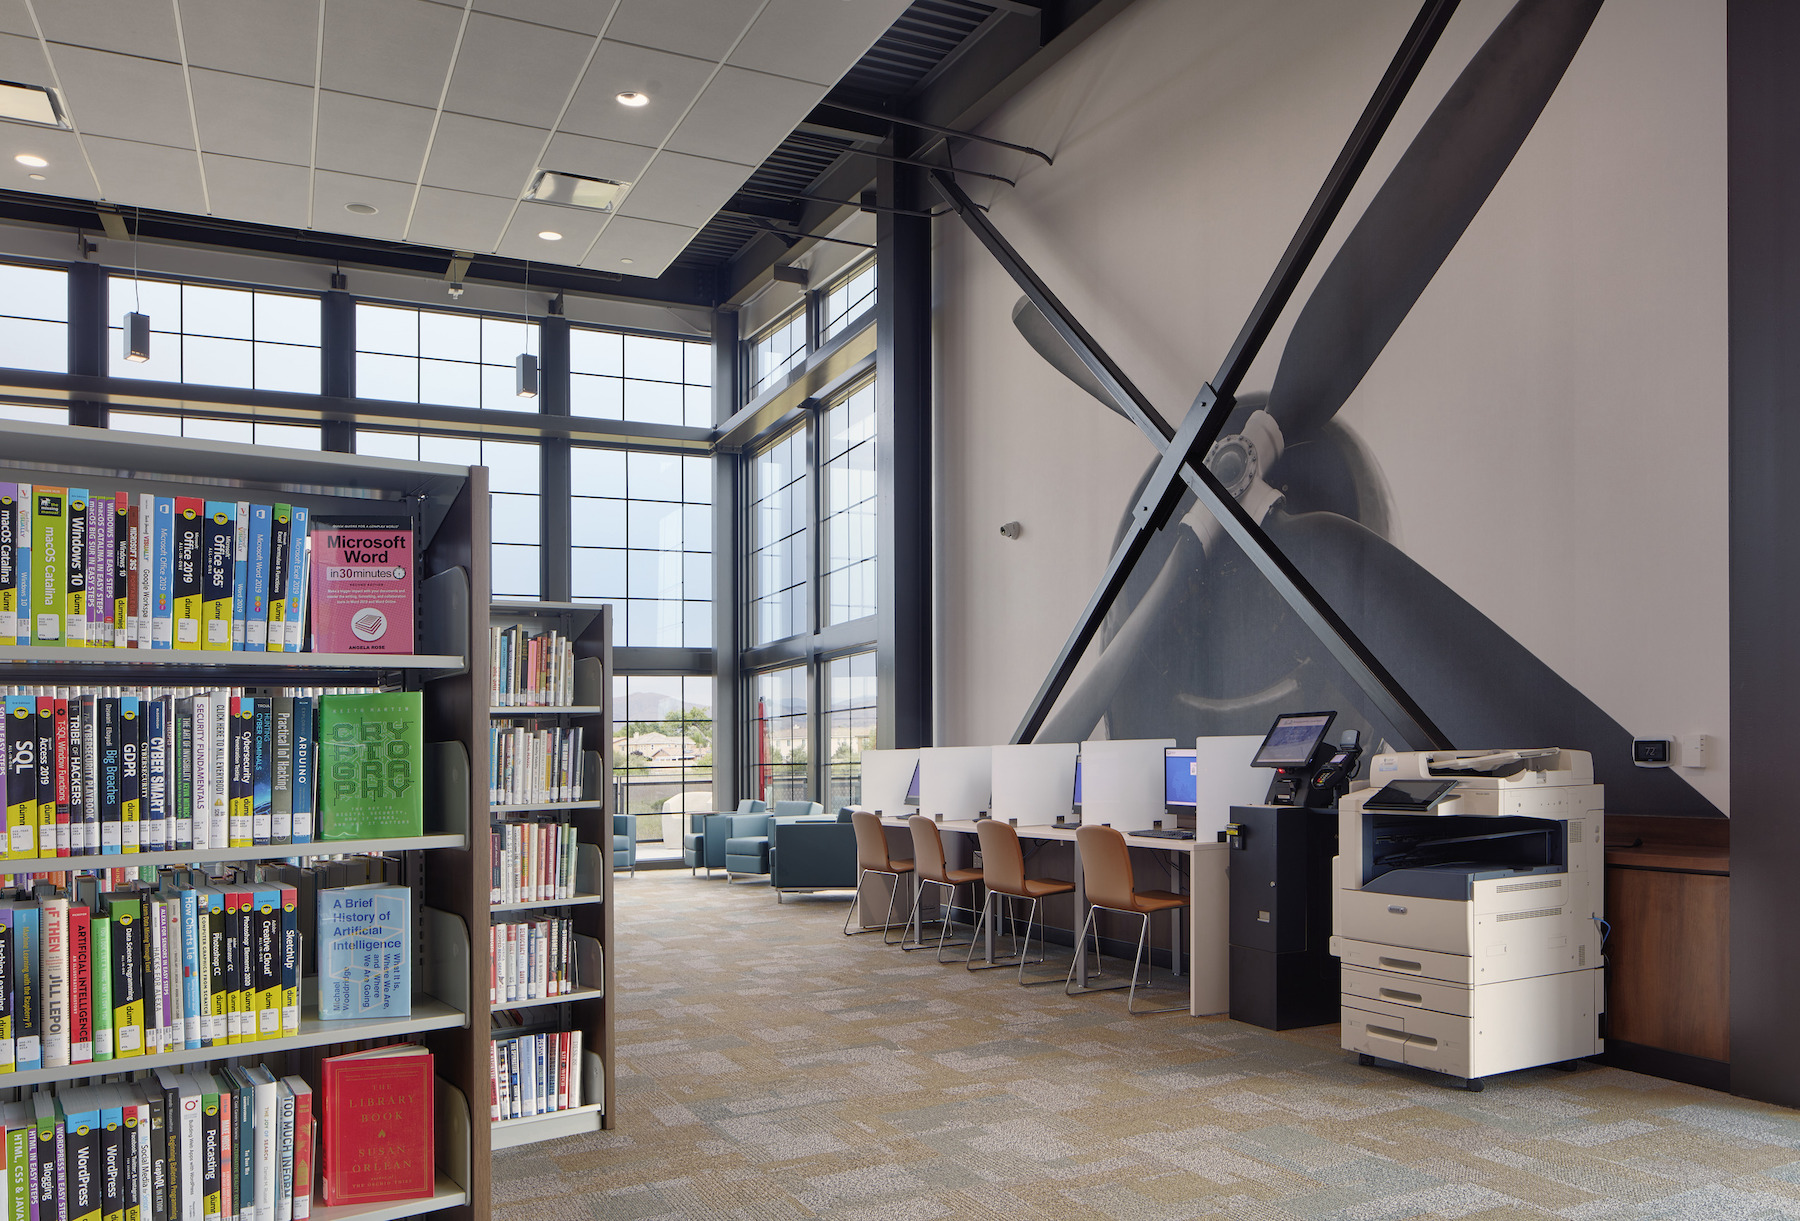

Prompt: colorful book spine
xmin=172 ymin=500 xmax=203 ymax=651
xmin=90 ymin=917 xmax=111 ymax=1063
xmin=5 ymin=697 xmax=35 ymax=858
xmin=179 ymin=890 xmax=201 ymax=1052
xmin=12 ymin=483 xmax=25 ymax=647
xmin=67 ymin=906 xmax=90 ymax=1066
xmin=282 ymin=1080 xmax=309 ymax=1221
xmin=134 ymin=494 xmax=153 ymax=649
xmin=231 ymin=502 xmax=249 ymax=651
xmin=32 ymin=487 xmax=65 ymax=645
xmin=284 ymin=506 xmax=308 ymax=654
xmin=229 ymin=700 xmax=252 ymax=850
xmin=265 ymin=509 xmax=289 ymax=656
xmin=13 ymin=904 xmax=37 ymax=1072
xmin=173 ymin=699 xmax=193 ymax=851
xmin=120 ymin=698 xmax=141 ymax=854
xmin=114 ymin=493 xmax=130 ymax=649
xmin=0 ymin=908 xmax=13 ymax=1072
xmin=201 ymin=503 xmax=234 ymax=652
xmin=276 ymin=886 xmax=297 ymax=1039
xmin=107 ymin=898 xmax=142 ymax=1059
xmin=250 ymin=700 xmax=270 ymax=849
xmin=244 ymin=507 xmax=271 ymax=653
xmin=150 ymin=498 xmax=174 ymax=650
xmin=251 ymin=887 xmax=279 ymax=1042
xmin=63 ymin=488 xmax=88 ymax=648
xmin=288 ymin=699 xmax=311 ymax=846
xmin=143 ymin=700 xmax=166 ymax=854
xmin=0 ymin=484 xmax=17 ymax=645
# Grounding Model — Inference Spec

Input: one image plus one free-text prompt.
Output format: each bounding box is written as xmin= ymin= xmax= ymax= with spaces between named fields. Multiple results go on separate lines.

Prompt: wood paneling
xmin=1606 ymin=862 xmax=1730 ymax=1062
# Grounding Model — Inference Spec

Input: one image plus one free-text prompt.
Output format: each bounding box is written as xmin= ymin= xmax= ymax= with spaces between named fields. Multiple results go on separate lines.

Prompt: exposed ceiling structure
xmin=0 ymin=0 xmax=909 ymax=277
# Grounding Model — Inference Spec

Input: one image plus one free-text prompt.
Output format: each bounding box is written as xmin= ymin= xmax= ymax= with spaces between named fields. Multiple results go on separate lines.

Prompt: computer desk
xmin=877 ymin=815 xmax=1228 ymax=1016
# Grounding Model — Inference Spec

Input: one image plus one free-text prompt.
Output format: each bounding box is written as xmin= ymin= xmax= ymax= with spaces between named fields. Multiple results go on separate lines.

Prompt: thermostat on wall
xmin=1632 ymin=738 xmax=1673 ymax=768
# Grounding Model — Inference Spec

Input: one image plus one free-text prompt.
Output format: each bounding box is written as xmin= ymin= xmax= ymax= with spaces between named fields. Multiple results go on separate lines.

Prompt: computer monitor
xmin=1251 ymin=712 xmax=1336 ymax=768
xmin=1072 ymin=760 xmax=1083 ymax=813
xmin=1164 ymin=747 xmax=1197 ymax=810
xmin=903 ymin=762 xmax=920 ymax=806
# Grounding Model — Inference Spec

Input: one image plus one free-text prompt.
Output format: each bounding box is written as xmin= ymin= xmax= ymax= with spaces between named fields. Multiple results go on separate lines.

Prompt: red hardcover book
xmin=321 ymin=1045 xmax=433 ymax=1206
xmin=53 ymin=696 xmax=70 ymax=857
xmin=68 ymin=905 xmax=91 ymax=1064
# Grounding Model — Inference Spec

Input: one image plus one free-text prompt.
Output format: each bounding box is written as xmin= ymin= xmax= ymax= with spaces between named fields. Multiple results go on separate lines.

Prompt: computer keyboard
xmin=1133 ymin=828 xmax=1196 ymax=840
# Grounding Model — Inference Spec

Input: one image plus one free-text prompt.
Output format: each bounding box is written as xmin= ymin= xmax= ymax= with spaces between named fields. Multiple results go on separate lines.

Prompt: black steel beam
xmin=66 ymin=261 xmax=105 ymax=428
xmin=539 ymin=314 xmax=572 ymax=603
xmin=319 ymin=289 xmax=354 ymax=451
xmin=932 ymin=0 xmax=1463 ymax=751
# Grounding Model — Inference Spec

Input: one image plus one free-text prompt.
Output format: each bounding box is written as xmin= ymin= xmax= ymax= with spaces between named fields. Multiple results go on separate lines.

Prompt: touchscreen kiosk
xmin=1251 ymin=711 xmax=1336 ymax=805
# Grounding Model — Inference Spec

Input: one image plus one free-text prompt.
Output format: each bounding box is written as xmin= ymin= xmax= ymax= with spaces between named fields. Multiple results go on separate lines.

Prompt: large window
xmin=747 ymin=426 xmax=809 ymax=646
xmin=569 ymin=329 xmax=711 ymax=426
xmin=613 ymin=675 xmax=714 ymax=860
xmin=750 ymin=665 xmax=808 ymax=804
xmin=820 ymin=258 xmax=875 ymax=343
xmin=354 ymin=303 xmax=535 ymax=410
xmin=570 ymin=449 xmax=712 ymax=648
xmin=821 ymin=377 xmax=876 ymax=626
xmin=107 ymin=413 xmax=321 ymax=450
xmin=826 ymin=653 xmax=875 ymax=811
xmin=748 ymin=307 xmax=806 ymax=400
xmin=0 ymin=263 xmax=67 ymax=374
xmin=107 ymin=276 xmax=320 ymax=392
xmin=356 ymin=431 xmax=542 ymax=598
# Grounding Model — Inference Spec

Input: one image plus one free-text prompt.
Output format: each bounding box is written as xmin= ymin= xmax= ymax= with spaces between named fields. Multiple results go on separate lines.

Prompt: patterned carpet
xmin=491 ymin=870 xmax=1800 ymax=1221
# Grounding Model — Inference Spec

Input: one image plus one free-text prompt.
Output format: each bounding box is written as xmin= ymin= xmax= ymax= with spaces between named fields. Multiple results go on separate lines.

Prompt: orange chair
xmin=903 ymin=815 xmax=984 ymax=959
xmin=968 ymin=820 xmax=1073 ymax=984
xmin=1067 ymin=824 xmax=1190 ymax=1013
xmin=843 ymin=810 xmax=915 ymax=942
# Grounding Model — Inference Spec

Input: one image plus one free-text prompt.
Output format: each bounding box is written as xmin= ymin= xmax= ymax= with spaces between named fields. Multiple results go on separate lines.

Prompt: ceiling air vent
xmin=0 ymin=80 xmax=68 ymax=128
xmin=526 ymin=171 xmax=629 ymax=212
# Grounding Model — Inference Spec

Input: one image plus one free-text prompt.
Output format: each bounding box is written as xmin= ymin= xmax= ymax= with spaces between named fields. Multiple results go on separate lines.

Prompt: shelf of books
xmin=485 ymin=600 xmax=613 ymax=1146
xmin=0 ymin=420 xmax=495 ymax=1221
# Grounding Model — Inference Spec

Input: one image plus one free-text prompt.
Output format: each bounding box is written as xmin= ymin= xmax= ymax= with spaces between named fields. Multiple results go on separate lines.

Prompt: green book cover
xmin=90 ymin=916 xmax=112 ymax=1062
xmin=316 ymin=692 xmax=423 ymax=840
xmin=31 ymin=487 xmax=64 ymax=645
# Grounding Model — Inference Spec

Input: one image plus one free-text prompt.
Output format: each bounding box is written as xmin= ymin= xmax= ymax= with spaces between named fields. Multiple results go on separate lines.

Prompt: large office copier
xmin=1331 ymin=748 xmax=1604 ymax=1090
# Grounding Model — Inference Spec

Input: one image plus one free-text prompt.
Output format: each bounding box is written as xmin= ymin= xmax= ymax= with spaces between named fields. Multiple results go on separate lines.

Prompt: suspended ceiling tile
xmin=442 ymin=11 xmax=594 ymax=131
xmin=314 ymin=91 xmax=434 ymax=183
xmin=406 ymin=184 xmax=515 ymax=252
xmin=0 ymin=126 xmax=97 ymax=197
xmin=492 ymin=200 xmax=611 ymax=261
xmin=49 ymin=46 xmax=195 ymax=147
xmin=537 ymin=130 xmax=655 ymax=186
xmin=82 ymin=135 xmax=205 ymax=214
xmin=471 ymin=0 xmax=617 ymax=37
xmin=663 ymin=67 xmax=827 ymax=166
xmin=421 ymin=111 xmax=547 ymax=200
xmin=558 ymin=40 xmax=713 ymax=147
xmin=730 ymin=0 xmax=912 ymax=85
xmin=617 ymin=151 xmax=750 ymax=229
xmin=311 ymin=170 xmax=414 ymax=240
xmin=189 ymin=68 xmax=314 ymax=166
xmin=0 ymin=30 xmax=49 ymax=81
xmin=582 ymin=214 xmax=695 ymax=275
xmin=604 ymin=0 xmax=763 ymax=62
xmin=201 ymin=153 xmax=311 ymax=230
xmin=320 ymin=0 xmax=461 ymax=110
xmin=36 ymin=0 xmax=181 ymax=61
xmin=177 ymin=0 xmax=320 ymax=87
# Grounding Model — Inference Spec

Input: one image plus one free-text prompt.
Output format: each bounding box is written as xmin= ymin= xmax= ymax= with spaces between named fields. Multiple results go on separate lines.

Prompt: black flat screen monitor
xmin=1072 ymin=760 xmax=1082 ymax=812
xmin=904 ymin=762 xmax=920 ymax=806
xmin=1164 ymin=748 xmax=1197 ymax=808
xmin=1251 ymin=712 xmax=1336 ymax=768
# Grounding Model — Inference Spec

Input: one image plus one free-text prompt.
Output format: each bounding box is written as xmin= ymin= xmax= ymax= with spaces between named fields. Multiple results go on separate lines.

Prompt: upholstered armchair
xmin=723 ymin=800 xmax=827 ymax=880
xmin=683 ymin=800 xmax=767 ymax=876
xmin=770 ymin=808 xmax=859 ymax=900
xmin=613 ymin=812 xmax=637 ymax=877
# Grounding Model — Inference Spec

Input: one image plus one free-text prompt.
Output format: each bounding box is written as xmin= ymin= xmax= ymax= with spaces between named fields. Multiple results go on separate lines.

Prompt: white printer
xmin=1331 ymin=748 xmax=1604 ymax=1090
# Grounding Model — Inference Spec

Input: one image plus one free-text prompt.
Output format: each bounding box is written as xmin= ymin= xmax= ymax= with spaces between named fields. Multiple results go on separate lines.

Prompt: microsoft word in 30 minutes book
xmin=308 ymin=515 xmax=414 ymax=653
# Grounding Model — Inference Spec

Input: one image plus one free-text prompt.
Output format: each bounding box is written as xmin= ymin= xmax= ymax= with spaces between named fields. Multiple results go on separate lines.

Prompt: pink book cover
xmin=308 ymin=516 xmax=416 ymax=653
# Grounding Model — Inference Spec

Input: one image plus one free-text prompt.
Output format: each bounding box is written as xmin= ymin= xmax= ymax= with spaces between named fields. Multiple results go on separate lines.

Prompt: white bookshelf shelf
xmin=490 ymin=893 xmax=603 ymax=913
xmin=490 ymin=800 xmax=603 ymax=814
xmin=0 ymin=646 xmax=464 ymax=672
xmin=0 ymin=835 xmax=468 ymax=876
xmin=490 ymin=1104 xmax=604 ymax=1151
xmin=0 ymin=996 xmax=466 ymax=1090
xmin=310 ymin=1174 xmax=468 ymax=1221
xmin=491 ymin=987 xmax=603 ymax=1012
xmin=487 ymin=706 xmax=604 ymax=716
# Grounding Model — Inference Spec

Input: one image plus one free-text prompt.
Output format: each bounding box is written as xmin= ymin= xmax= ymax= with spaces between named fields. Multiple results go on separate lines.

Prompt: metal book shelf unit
xmin=0 ymin=420 xmax=495 ymax=1221
xmin=486 ymin=599 xmax=615 ymax=1148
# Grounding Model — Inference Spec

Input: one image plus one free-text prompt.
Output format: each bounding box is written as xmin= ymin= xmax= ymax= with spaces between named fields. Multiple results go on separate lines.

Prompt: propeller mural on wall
xmin=982 ymin=0 xmax=1720 ymax=816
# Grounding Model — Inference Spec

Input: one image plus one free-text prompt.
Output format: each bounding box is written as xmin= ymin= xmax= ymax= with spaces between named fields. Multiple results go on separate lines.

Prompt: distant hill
xmin=623 ymin=691 xmax=711 ymax=721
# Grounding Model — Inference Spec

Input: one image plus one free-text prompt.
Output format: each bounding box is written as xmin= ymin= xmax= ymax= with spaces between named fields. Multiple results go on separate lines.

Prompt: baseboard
xmin=1598 ymin=1039 xmax=1730 ymax=1091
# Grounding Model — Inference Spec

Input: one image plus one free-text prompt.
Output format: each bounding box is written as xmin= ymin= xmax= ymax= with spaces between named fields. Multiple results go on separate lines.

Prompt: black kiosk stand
xmin=1223 ymin=713 xmax=1361 ymax=1030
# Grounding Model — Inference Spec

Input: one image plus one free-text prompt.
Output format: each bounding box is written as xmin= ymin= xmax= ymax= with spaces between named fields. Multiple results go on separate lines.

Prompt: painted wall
xmin=932 ymin=0 xmax=1729 ymax=812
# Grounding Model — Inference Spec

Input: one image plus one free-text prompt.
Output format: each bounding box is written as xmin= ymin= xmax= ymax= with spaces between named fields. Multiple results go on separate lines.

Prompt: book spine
xmin=283 ymin=507 xmax=307 ymax=654
xmin=67 ymin=906 xmax=89 ymax=1065
xmin=172 ymin=701 xmax=192 ymax=851
xmin=0 ymin=485 xmax=15 ymax=645
xmin=145 ymin=1092 xmax=165 ymax=1221
xmin=208 ymin=697 xmax=229 ymax=852
xmin=227 ymin=701 xmax=249 ymax=850
xmin=244 ymin=508 xmax=270 ymax=653
xmin=203 ymin=894 xmax=226 ymax=1048
xmin=32 ymin=699 xmax=51 ymax=863
xmin=251 ymin=890 xmax=278 ymax=1042
xmin=273 ymin=1087 xmax=292 ymax=1221
xmin=6 ymin=1109 xmax=26 ymax=1221
xmin=114 ymin=493 xmax=129 ymax=649
xmin=108 ymin=902 xmax=141 ymax=1059
xmin=250 ymin=701 xmax=270 ymax=849
xmin=287 ymin=701 xmax=310 ymax=846
xmin=12 ymin=906 xmax=36 ymax=1072
xmin=6 ymin=698 xmax=37 ymax=858
xmin=89 ymin=919 xmax=110 ymax=1062
xmin=275 ymin=889 xmax=296 ymax=1039
xmin=144 ymin=700 xmax=166 ymax=854
xmin=150 ymin=499 xmax=173 ymax=650
xmin=268 ymin=702 xmax=290 ymax=848
xmin=120 ymin=696 xmax=141 ymax=854
xmin=264 ymin=512 xmax=288 ymax=656
xmin=99 ymin=1103 xmax=121 ymax=1221
xmin=30 ymin=488 xmax=61 ymax=645
xmin=64 ymin=489 xmax=88 ymax=648
xmin=201 ymin=504 xmax=234 ymax=652
xmin=172 ymin=500 xmax=203 ymax=651
xmin=231 ymin=502 xmax=248 ymax=651
xmin=281 ymin=1083 xmax=307 ymax=1221
xmin=98 ymin=701 xmax=119 ymax=859
xmin=0 ymin=912 xmax=12 ymax=1072
xmin=52 ymin=698 xmax=68 ymax=857
xmin=179 ymin=891 xmax=200 ymax=1051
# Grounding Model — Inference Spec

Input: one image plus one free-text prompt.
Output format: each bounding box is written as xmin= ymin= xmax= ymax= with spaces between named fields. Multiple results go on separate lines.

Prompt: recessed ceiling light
xmin=0 ymin=81 xmax=67 ymax=129
xmin=616 ymin=91 xmax=648 ymax=107
xmin=537 ymin=230 xmax=562 ymax=241
xmin=526 ymin=170 xmax=628 ymax=213
xmin=27 ymin=173 xmax=43 ymax=181
xmin=13 ymin=154 xmax=46 ymax=168
xmin=619 ymin=258 xmax=634 ymax=265
xmin=345 ymin=202 xmax=378 ymax=215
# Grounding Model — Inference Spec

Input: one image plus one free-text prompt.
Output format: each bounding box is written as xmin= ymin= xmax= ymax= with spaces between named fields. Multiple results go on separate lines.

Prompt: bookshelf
xmin=0 ymin=420 xmax=492 ymax=1221
xmin=484 ymin=599 xmax=614 ymax=1148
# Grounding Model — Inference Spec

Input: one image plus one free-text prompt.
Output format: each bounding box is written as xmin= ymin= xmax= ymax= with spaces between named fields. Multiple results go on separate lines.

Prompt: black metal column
xmin=875 ymin=143 xmax=932 ymax=750
xmin=539 ymin=313 xmax=571 ymax=603
xmin=711 ymin=308 xmax=741 ymax=809
xmin=1728 ymin=0 xmax=1800 ymax=1107
xmin=319 ymin=289 xmax=354 ymax=451
xmin=67 ymin=262 xmax=106 ymax=428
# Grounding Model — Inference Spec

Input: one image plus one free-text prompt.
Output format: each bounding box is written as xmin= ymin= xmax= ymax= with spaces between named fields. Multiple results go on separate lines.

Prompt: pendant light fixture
xmin=122 ymin=205 xmax=149 ymax=362
xmin=515 ymin=260 xmax=538 ymax=399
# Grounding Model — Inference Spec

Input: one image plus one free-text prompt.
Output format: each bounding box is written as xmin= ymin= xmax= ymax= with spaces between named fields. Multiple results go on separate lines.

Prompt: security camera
xmin=999 ymin=521 xmax=1022 ymax=539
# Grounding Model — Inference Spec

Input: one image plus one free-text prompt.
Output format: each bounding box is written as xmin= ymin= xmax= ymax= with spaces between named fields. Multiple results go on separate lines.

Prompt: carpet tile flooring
xmin=491 ymin=870 xmax=1797 ymax=1220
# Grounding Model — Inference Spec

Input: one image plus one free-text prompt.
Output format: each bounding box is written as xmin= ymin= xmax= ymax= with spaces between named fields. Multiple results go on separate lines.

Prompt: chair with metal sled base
xmin=967 ymin=819 xmax=1073 ymax=984
xmin=843 ymin=810 xmax=916 ymax=943
xmin=901 ymin=815 xmax=984 ymax=959
xmin=1066 ymin=824 xmax=1190 ymax=1014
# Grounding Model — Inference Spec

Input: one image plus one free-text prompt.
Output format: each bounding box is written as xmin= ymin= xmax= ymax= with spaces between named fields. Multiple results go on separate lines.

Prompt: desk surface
xmin=879 ymin=815 xmax=1223 ymax=853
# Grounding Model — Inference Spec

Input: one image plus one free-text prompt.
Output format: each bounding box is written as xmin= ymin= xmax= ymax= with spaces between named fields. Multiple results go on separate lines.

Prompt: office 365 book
xmin=320 ymin=1044 xmax=433 ymax=1206
xmin=307 ymin=516 xmax=413 ymax=653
